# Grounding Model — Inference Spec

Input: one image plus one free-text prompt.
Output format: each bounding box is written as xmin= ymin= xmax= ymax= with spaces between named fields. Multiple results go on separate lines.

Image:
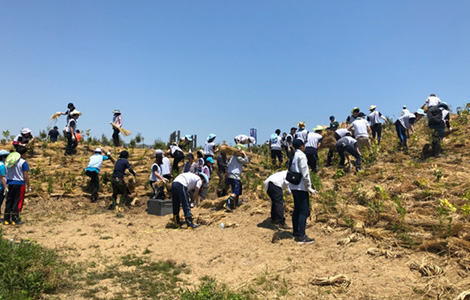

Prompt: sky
xmin=1 ymin=1 xmax=469 ymax=146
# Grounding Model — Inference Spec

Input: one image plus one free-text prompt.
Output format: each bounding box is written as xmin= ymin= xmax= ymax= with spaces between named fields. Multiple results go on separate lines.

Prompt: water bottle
xmin=220 ymin=223 xmax=225 ymax=229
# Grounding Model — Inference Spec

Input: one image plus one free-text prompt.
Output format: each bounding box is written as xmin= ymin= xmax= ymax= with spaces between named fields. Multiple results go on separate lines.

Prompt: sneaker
xmin=187 ymin=223 xmax=200 ymax=229
xmin=12 ymin=220 xmax=24 ymax=225
xmin=224 ymin=203 xmax=232 ymax=212
xmin=277 ymin=222 xmax=290 ymax=230
xmin=3 ymin=220 xmax=11 ymax=225
xmin=296 ymin=235 xmax=315 ymax=245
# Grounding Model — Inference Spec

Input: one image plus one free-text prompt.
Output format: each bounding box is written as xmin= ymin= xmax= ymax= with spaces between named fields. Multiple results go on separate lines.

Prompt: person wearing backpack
xmin=270 ymin=129 xmax=283 ymax=166
xmin=4 ymin=146 xmax=30 ymax=225
xmin=427 ymin=102 xmax=450 ymax=157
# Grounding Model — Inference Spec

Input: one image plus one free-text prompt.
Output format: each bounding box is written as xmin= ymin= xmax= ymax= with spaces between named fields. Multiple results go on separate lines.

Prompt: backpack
xmin=270 ymin=134 xmax=278 ymax=144
xmin=427 ymin=106 xmax=444 ymax=126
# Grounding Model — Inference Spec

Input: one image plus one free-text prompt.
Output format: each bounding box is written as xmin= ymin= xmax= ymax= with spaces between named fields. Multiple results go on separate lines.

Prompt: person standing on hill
xmin=346 ymin=107 xmax=360 ymax=124
xmin=348 ymin=112 xmax=371 ymax=151
xmin=13 ymin=128 xmax=34 ymax=150
xmin=156 ymin=149 xmax=172 ymax=199
xmin=286 ymin=127 xmax=297 ymax=159
xmin=112 ymin=109 xmax=122 ymax=147
xmin=109 ymin=151 xmax=136 ymax=209
xmin=4 ymin=146 xmax=30 ymax=225
xmin=60 ymin=102 xmax=76 ymax=123
xmin=329 ymin=116 xmax=339 ymax=131
xmin=264 ymin=170 xmax=290 ymax=228
xmin=85 ymin=148 xmax=115 ymax=203
xmin=336 ymin=133 xmax=362 ymax=172
xmin=224 ymin=144 xmax=249 ymax=212
xmin=149 ymin=151 xmax=168 ymax=199
xmin=288 ymin=139 xmax=317 ymax=244
xmin=216 ymin=149 xmax=228 ymax=197
xmin=401 ymin=105 xmax=410 ymax=116
xmin=0 ymin=150 xmax=10 ymax=214
xmin=64 ymin=111 xmax=81 ymax=155
xmin=182 ymin=153 xmax=198 ymax=173
xmin=48 ymin=126 xmax=60 ymax=142
xmin=395 ymin=110 xmax=425 ymax=149
xmin=204 ymin=134 xmax=217 ymax=160
xmin=367 ymin=105 xmax=387 ymax=144
xmin=270 ymin=129 xmax=283 ymax=166
xmin=305 ymin=126 xmax=324 ymax=173
xmin=294 ymin=122 xmax=308 ymax=143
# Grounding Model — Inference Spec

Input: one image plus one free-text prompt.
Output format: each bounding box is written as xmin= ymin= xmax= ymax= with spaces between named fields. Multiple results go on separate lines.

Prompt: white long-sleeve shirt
xmin=227 ymin=155 xmax=249 ymax=181
xmin=288 ymin=150 xmax=311 ymax=192
xmin=264 ymin=170 xmax=289 ymax=192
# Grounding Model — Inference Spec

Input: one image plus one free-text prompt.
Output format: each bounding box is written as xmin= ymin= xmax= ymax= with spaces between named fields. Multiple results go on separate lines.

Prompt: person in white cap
xmin=367 ymin=105 xmax=387 ymax=144
xmin=0 ymin=150 xmax=10 ymax=212
xmin=64 ymin=110 xmax=81 ymax=155
xmin=13 ymin=128 xmax=34 ymax=150
xmin=85 ymin=148 xmax=115 ymax=203
xmin=112 ymin=109 xmax=122 ymax=147
xmin=401 ymin=105 xmax=410 ymax=116
xmin=204 ymin=134 xmax=217 ymax=159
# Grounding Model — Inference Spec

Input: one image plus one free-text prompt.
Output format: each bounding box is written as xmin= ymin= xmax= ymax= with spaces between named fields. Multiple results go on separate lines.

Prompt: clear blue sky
xmin=1 ymin=1 xmax=469 ymax=146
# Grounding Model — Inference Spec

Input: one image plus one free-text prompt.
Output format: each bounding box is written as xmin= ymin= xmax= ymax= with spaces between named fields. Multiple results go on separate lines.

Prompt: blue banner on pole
xmin=250 ymin=128 xmax=257 ymax=145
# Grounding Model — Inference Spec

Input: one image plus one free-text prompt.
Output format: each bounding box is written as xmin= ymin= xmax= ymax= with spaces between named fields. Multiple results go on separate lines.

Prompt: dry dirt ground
xmin=2 ymin=112 xmax=470 ymax=299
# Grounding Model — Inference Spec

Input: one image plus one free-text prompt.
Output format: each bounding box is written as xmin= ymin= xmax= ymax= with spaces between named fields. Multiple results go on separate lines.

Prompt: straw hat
xmin=313 ymin=125 xmax=326 ymax=131
xmin=70 ymin=110 xmax=81 ymax=116
xmin=369 ymin=105 xmax=376 ymax=111
xmin=297 ymin=121 xmax=306 ymax=128
xmin=351 ymin=107 xmax=360 ymax=114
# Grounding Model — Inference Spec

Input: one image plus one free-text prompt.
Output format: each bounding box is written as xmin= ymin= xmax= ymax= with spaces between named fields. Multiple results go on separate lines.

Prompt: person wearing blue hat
xmin=0 ymin=150 xmax=10 ymax=213
xmin=204 ymin=134 xmax=217 ymax=160
xmin=171 ymin=172 xmax=208 ymax=228
xmin=395 ymin=110 xmax=424 ymax=149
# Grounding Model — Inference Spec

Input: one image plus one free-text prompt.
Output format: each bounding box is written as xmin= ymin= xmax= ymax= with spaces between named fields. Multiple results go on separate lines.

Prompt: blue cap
xmin=185 ymin=135 xmax=193 ymax=141
xmin=207 ymin=133 xmax=216 ymax=141
xmin=206 ymin=157 xmax=215 ymax=164
xmin=416 ymin=109 xmax=425 ymax=115
xmin=0 ymin=150 xmax=10 ymax=156
xmin=198 ymin=172 xmax=210 ymax=188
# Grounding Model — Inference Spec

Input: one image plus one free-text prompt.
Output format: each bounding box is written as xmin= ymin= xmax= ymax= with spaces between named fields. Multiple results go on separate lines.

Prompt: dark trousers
xmin=326 ymin=149 xmax=335 ymax=166
xmin=0 ymin=191 xmax=4 ymax=212
xmin=111 ymin=177 xmax=128 ymax=206
xmin=227 ymin=178 xmax=242 ymax=197
xmin=395 ymin=121 xmax=408 ymax=147
xmin=371 ymin=123 xmax=382 ymax=143
xmin=171 ymin=182 xmax=191 ymax=217
xmin=86 ymin=170 xmax=100 ymax=200
xmin=4 ymin=184 xmax=25 ymax=222
xmin=305 ymin=147 xmax=319 ymax=173
xmin=271 ymin=149 xmax=283 ymax=165
xmin=267 ymin=182 xmax=285 ymax=224
xmin=337 ymin=144 xmax=361 ymax=169
xmin=429 ymin=124 xmax=445 ymax=155
xmin=112 ymin=128 xmax=120 ymax=147
xmin=65 ymin=132 xmax=78 ymax=155
xmin=172 ymin=151 xmax=185 ymax=173
xmin=292 ymin=190 xmax=309 ymax=238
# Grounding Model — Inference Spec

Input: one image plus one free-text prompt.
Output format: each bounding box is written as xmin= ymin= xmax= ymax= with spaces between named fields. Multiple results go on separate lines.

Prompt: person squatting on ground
xmin=348 ymin=112 xmax=371 ymax=151
xmin=270 ymin=129 xmax=283 ymax=165
xmin=171 ymin=172 xmax=209 ymax=229
xmin=85 ymin=148 xmax=115 ymax=203
xmin=0 ymin=150 xmax=9 ymax=215
xmin=149 ymin=151 xmax=168 ymax=199
xmin=204 ymin=134 xmax=217 ymax=160
xmin=111 ymin=109 xmax=122 ymax=147
xmin=427 ymin=102 xmax=451 ymax=157
xmin=110 ymin=151 xmax=136 ymax=209
xmin=395 ymin=109 xmax=424 ymax=149
xmin=64 ymin=110 xmax=81 ymax=155
xmin=264 ymin=170 xmax=290 ymax=228
xmin=224 ymin=144 xmax=249 ymax=212
xmin=367 ymin=105 xmax=387 ymax=144
xmin=288 ymin=139 xmax=317 ymax=244
xmin=13 ymin=128 xmax=34 ymax=150
xmin=304 ymin=126 xmax=324 ymax=173
xmin=4 ymin=146 xmax=30 ymax=225
xmin=216 ymin=149 xmax=228 ymax=197
xmin=48 ymin=126 xmax=60 ymax=142
xmin=168 ymin=142 xmax=185 ymax=174
xmin=336 ymin=133 xmax=362 ymax=172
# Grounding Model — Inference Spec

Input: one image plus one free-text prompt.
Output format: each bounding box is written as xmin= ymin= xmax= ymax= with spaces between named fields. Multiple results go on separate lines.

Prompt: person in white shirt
xmin=65 ymin=110 xmax=81 ymax=155
xmin=270 ymin=129 xmax=283 ymax=165
xmin=348 ymin=113 xmax=371 ymax=151
xmin=336 ymin=134 xmax=362 ymax=172
xmin=401 ymin=105 xmax=410 ymax=116
xmin=424 ymin=93 xmax=442 ymax=108
xmin=346 ymin=107 xmax=360 ymax=124
xmin=204 ymin=133 xmax=217 ymax=159
xmin=264 ymin=170 xmax=290 ymax=227
xmin=367 ymin=105 xmax=387 ymax=144
xmin=111 ymin=109 xmax=122 ymax=147
xmin=326 ymin=128 xmax=350 ymax=167
xmin=234 ymin=134 xmax=256 ymax=151
xmin=394 ymin=109 xmax=425 ymax=148
xmin=294 ymin=122 xmax=308 ymax=143
xmin=149 ymin=151 xmax=168 ymax=199
xmin=171 ymin=172 xmax=208 ymax=229
xmin=304 ymin=127 xmax=324 ymax=173
xmin=167 ymin=142 xmax=185 ymax=173
xmin=224 ymin=145 xmax=249 ymax=212
xmin=288 ymin=139 xmax=317 ymax=245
